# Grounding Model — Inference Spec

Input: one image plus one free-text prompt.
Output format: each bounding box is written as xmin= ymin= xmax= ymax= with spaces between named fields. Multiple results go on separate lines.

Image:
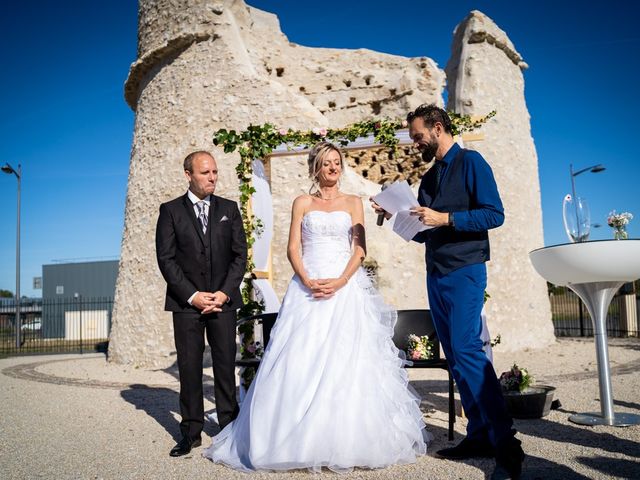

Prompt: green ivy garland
xmin=213 ymin=112 xmax=495 ymax=389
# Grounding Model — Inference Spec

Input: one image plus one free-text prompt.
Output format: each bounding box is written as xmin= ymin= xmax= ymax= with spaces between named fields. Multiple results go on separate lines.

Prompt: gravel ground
xmin=1 ymin=337 xmax=639 ymax=479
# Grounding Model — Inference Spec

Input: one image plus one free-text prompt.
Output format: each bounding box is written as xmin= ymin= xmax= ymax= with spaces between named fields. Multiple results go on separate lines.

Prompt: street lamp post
xmin=570 ymin=163 xmax=605 ymax=241
xmin=2 ymin=162 xmax=21 ymax=349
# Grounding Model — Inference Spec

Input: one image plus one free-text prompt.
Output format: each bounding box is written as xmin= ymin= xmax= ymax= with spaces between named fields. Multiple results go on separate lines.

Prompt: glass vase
xmin=562 ymin=195 xmax=590 ymax=243
xmin=613 ymin=226 xmax=628 ymax=240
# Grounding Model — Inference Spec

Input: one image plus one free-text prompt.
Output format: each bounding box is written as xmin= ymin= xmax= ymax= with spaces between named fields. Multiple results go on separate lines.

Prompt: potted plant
xmin=499 ymin=364 xmax=556 ymax=419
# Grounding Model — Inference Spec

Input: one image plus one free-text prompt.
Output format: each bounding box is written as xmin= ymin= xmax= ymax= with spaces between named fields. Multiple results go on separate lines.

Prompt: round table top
xmin=529 ymin=239 xmax=640 ymax=286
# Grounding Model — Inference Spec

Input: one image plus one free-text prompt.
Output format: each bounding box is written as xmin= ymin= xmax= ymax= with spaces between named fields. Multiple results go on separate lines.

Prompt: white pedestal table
xmin=529 ymin=240 xmax=640 ymax=426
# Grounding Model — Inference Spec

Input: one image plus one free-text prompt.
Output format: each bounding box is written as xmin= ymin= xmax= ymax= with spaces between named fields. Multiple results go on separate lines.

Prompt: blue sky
xmin=1 ymin=1 xmax=639 ymax=297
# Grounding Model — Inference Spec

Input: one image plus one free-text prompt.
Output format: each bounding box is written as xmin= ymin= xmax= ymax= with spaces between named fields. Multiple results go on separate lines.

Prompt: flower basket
xmin=503 ymin=385 xmax=556 ymax=419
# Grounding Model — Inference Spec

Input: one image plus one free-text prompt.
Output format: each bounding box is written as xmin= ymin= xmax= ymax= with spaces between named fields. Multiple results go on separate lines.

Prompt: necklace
xmin=316 ymin=190 xmax=341 ymax=201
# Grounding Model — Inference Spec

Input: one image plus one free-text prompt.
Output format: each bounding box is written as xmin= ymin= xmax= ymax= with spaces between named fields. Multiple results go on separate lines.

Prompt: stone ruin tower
xmin=108 ymin=0 xmax=554 ymax=366
xmin=445 ymin=12 xmax=555 ymax=350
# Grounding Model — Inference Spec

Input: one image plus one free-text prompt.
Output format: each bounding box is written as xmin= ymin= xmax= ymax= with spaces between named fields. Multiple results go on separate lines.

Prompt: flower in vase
xmin=607 ymin=210 xmax=633 ymax=228
xmin=607 ymin=210 xmax=633 ymax=240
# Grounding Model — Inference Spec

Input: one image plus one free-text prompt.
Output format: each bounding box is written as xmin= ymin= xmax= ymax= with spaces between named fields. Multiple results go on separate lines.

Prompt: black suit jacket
xmin=155 ymin=192 xmax=247 ymax=313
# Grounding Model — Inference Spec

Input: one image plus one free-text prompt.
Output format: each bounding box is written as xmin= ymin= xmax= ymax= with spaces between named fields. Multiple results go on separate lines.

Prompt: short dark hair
xmin=406 ymin=104 xmax=453 ymax=135
xmin=183 ymin=150 xmax=213 ymax=172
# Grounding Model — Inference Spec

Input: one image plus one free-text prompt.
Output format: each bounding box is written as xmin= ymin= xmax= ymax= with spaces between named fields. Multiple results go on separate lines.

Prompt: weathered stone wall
xmin=109 ymin=0 xmax=442 ymax=366
xmin=446 ymin=11 xmax=555 ymax=350
xmin=344 ymin=145 xmax=430 ymax=185
xmin=110 ymin=2 xmax=554 ymax=366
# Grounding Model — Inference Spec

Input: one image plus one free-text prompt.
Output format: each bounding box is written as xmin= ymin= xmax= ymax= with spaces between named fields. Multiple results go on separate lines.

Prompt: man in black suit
xmin=156 ymin=150 xmax=247 ymax=457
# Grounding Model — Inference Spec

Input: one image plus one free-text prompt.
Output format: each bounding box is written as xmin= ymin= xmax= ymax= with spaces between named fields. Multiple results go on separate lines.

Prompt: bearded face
xmin=419 ymin=130 xmax=439 ymax=163
xmin=409 ymin=117 xmax=440 ymax=163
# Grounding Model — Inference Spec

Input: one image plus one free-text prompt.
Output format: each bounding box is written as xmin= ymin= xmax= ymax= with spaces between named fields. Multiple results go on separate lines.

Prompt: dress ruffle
xmin=204 ymin=211 xmax=430 ymax=472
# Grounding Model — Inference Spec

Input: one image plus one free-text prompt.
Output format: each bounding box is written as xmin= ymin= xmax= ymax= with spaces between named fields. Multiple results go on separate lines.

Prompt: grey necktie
xmin=196 ymin=201 xmax=208 ymax=234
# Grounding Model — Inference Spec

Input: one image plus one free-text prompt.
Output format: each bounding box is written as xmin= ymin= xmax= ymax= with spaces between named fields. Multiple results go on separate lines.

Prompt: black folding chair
xmin=393 ymin=309 xmax=455 ymax=440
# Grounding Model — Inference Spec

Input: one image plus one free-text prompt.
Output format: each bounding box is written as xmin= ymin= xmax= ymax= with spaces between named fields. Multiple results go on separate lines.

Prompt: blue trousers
xmin=427 ymin=263 xmax=514 ymax=447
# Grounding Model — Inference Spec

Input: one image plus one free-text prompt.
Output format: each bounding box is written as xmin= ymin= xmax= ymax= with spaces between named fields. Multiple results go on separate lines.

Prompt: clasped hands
xmin=369 ymin=198 xmax=448 ymax=227
xmin=192 ymin=291 xmax=228 ymax=314
xmin=304 ymin=277 xmax=348 ymax=299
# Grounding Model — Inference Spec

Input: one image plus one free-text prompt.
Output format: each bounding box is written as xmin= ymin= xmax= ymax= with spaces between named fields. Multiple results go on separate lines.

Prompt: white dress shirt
xmin=187 ymin=190 xmax=211 ymax=219
xmin=186 ymin=191 xmax=211 ymax=305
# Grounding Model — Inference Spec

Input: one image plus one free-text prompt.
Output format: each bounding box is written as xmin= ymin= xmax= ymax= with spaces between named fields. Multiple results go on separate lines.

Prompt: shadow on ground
xmin=120 ymin=367 xmax=225 ymax=443
xmin=517 ymin=454 xmax=592 ymax=479
xmin=515 ymin=417 xmax=640 ymax=458
xmin=121 ymin=384 xmax=183 ymax=442
xmin=412 ymin=378 xmax=639 ymax=479
xmin=614 ymin=399 xmax=640 ymax=410
xmin=433 ymin=450 xmax=592 ymax=479
xmin=411 ymin=379 xmax=453 ymax=418
xmin=576 ymin=455 xmax=638 ymax=479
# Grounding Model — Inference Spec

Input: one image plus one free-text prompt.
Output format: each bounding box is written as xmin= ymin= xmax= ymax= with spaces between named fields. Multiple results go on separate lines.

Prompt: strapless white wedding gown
xmin=204 ymin=210 xmax=429 ymax=472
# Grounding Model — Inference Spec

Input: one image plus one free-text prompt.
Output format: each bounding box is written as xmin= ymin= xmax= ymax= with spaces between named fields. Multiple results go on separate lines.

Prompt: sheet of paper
xmin=372 ymin=180 xmax=417 ymax=214
xmin=372 ymin=181 xmax=433 ymax=242
xmin=388 ymin=211 xmax=430 ymax=241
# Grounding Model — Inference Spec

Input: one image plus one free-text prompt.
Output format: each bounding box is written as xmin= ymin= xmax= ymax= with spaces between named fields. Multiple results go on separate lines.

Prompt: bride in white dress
xmin=204 ymin=141 xmax=429 ymax=472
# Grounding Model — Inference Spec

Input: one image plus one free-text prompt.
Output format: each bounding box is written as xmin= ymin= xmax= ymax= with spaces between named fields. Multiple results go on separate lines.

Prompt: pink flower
xmin=318 ymin=127 xmax=327 ymax=137
xmin=401 ymin=120 xmax=408 ymax=128
xmin=278 ymin=128 xmax=287 ymax=136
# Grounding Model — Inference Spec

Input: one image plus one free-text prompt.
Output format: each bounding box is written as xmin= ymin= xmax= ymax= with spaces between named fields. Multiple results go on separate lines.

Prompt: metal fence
xmin=1 ymin=290 xmax=637 ymax=357
xmin=549 ymin=289 xmax=639 ymax=337
xmin=0 ymin=297 xmax=113 ymax=356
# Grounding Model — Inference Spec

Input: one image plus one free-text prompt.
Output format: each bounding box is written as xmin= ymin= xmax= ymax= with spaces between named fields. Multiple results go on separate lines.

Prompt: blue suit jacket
xmin=413 ymin=143 xmax=504 ymax=274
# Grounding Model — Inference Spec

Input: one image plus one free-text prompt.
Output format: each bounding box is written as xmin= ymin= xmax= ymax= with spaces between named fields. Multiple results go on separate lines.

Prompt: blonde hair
xmin=307 ymin=141 xmax=344 ymax=194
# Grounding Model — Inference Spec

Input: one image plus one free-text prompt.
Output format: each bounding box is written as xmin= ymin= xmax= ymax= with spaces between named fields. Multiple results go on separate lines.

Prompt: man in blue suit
xmin=372 ymin=104 xmax=524 ymax=479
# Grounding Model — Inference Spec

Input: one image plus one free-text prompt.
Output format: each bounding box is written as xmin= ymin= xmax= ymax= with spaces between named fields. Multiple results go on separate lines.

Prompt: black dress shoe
xmin=492 ymin=439 xmax=525 ymax=479
xmin=169 ymin=436 xmax=202 ymax=457
xmin=436 ymin=437 xmax=494 ymax=459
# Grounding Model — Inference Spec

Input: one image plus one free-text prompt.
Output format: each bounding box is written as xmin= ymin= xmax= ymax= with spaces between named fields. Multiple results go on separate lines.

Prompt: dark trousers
xmin=173 ymin=310 xmax=239 ymax=441
xmin=427 ymin=263 xmax=515 ymax=448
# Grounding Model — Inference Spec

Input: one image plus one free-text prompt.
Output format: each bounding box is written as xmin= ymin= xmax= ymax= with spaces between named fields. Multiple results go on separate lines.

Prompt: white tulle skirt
xmin=204 ymin=260 xmax=429 ymax=473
